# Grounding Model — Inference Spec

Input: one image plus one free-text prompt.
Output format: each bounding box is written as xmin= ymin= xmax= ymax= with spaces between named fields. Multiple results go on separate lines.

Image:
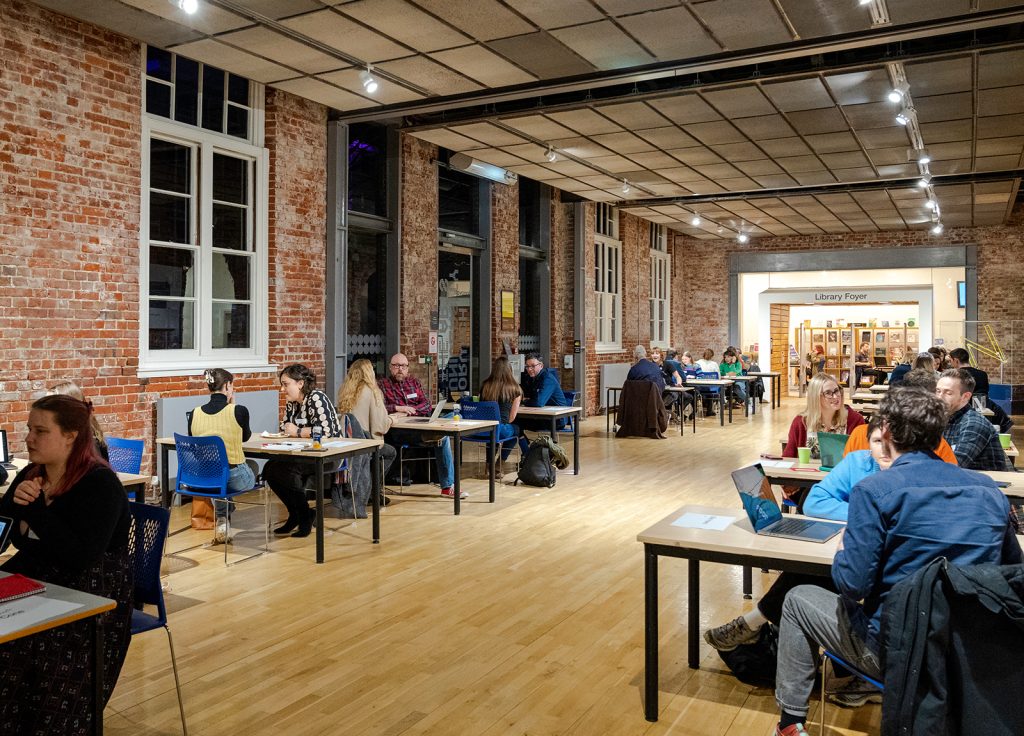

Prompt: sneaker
xmin=214 ymin=521 xmax=228 ymax=544
xmin=703 ymin=615 xmax=759 ymax=651
xmin=440 ymin=486 xmax=468 ymax=499
xmin=827 ymin=677 xmax=882 ymax=708
xmin=775 ymin=724 xmax=810 ymax=736
xmin=682 ymin=403 xmax=694 ymax=420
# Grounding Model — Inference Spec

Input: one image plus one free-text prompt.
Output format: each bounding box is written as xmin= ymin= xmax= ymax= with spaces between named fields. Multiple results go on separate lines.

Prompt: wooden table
xmin=638 ymin=504 xmax=838 ymax=721
xmin=851 ymin=391 xmax=882 ymax=402
xmin=0 ymin=571 xmax=116 ymax=735
xmin=516 ymin=405 xmax=583 ymax=472
xmin=389 ymin=417 xmax=498 ymax=515
xmin=157 ymin=436 xmax=383 ymax=564
xmin=683 ymin=378 xmax=735 ymax=426
xmin=2 ymin=457 xmax=149 ymax=500
xmin=869 ymin=384 xmax=890 ymax=392
xmin=748 ymin=371 xmax=782 ymax=409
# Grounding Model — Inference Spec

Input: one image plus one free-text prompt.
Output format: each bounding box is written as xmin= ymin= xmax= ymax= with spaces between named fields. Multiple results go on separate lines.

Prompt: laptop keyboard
xmin=771 ymin=518 xmax=815 ymax=535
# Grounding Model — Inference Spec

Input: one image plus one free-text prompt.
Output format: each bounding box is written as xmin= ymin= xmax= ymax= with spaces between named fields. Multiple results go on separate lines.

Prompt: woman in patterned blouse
xmin=263 ymin=364 xmax=340 ymax=538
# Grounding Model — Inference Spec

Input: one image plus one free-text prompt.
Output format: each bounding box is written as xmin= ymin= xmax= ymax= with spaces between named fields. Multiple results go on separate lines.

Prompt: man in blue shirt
xmin=518 ymin=352 xmax=568 ymax=450
xmin=772 ymin=386 xmax=1022 ymax=736
xmin=626 ymin=345 xmax=665 ymax=390
xmin=937 ymin=368 xmax=1012 ymax=471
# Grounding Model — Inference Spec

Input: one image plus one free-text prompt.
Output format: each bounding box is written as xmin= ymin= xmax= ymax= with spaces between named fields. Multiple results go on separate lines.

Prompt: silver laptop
xmin=405 ymin=401 xmax=447 ymax=424
xmin=732 ymin=464 xmax=844 ymax=543
xmin=0 ymin=430 xmax=15 ymax=470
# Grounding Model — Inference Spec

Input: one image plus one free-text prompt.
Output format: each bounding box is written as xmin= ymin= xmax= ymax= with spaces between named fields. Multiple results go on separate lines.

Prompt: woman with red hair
xmin=0 ymin=394 xmax=133 ymax=735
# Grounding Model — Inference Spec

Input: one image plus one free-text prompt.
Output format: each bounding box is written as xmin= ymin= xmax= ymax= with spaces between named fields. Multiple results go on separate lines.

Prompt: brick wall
xmin=490 ymin=177 xmax=519 ymax=356
xmin=0 ymin=3 xmax=329 ymax=474
xmin=549 ymin=193 xmax=576 ymax=386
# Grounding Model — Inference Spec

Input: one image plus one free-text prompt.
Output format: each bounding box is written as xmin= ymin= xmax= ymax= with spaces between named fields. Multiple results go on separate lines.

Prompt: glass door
xmin=438 ymin=248 xmax=479 ymax=397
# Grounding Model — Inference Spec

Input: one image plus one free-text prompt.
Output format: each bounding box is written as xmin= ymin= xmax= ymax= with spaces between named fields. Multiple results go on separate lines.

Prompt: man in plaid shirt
xmin=936 ymin=368 xmax=1012 ymax=471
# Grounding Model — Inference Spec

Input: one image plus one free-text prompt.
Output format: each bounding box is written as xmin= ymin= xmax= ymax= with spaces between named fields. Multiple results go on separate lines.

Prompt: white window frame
xmin=649 ymin=224 xmax=670 ymax=348
xmin=139 ymin=56 xmax=272 ymax=377
xmin=595 ymin=233 xmax=622 ymax=353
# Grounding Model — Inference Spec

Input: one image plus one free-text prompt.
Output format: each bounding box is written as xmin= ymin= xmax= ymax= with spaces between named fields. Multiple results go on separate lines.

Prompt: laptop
xmin=0 ymin=515 xmax=11 ymax=551
xmin=731 ymin=464 xmax=844 ymax=543
xmin=0 ymin=430 xmax=15 ymax=471
xmin=817 ymin=432 xmax=847 ymax=472
xmin=873 ymin=356 xmax=888 ymax=367
xmin=405 ymin=401 xmax=447 ymax=424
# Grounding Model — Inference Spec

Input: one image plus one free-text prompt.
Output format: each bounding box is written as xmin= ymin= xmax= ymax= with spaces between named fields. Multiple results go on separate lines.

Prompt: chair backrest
xmin=106 ymin=437 xmax=144 ymax=474
xmin=173 ymin=432 xmax=229 ymax=495
xmin=128 ymin=501 xmax=170 ymax=623
xmin=459 ymin=399 xmax=501 ymax=423
xmin=564 ymin=390 xmax=579 ymax=407
xmin=696 ymin=370 xmax=720 ymax=379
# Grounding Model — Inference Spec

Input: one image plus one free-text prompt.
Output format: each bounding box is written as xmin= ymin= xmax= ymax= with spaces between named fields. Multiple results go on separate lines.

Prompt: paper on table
xmin=262 ymin=442 xmax=307 ymax=450
xmin=671 ymin=512 xmax=737 ymax=531
xmin=758 ymin=459 xmax=794 ymax=468
xmin=322 ymin=440 xmax=361 ymax=448
xmin=0 ymin=597 xmax=83 ymax=638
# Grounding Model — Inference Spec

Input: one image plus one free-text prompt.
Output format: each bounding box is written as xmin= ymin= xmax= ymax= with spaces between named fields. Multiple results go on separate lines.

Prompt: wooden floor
xmin=104 ymin=398 xmax=887 ymax=736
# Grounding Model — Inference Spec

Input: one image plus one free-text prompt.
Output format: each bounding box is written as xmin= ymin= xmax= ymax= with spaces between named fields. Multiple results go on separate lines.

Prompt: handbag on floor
xmin=190 ymin=497 xmax=216 ymax=530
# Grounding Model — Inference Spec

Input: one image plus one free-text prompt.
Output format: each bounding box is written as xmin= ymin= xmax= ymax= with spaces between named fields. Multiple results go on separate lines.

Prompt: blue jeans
xmin=495 ymin=422 xmax=519 ymax=460
xmin=435 ymin=436 xmax=454 ymax=488
xmin=216 ymin=460 xmax=257 ymax=519
xmin=775 ymin=585 xmax=881 ymax=719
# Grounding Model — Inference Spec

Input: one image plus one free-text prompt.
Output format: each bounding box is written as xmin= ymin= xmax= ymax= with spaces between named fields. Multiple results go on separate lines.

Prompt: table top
xmin=157 ymin=436 xmax=382 ymax=457
xmin=726 ymin=375 xmax=759 ymax=382
xmin=870 ymin=384 xmax=890 ymax=392
xmin=851 ymin=392 xmax=882 ymax=401
xmin=2 ymin=458 xmax=148 ymax=495
xmin=0 ymin=572 xmax=115 ymax=645
xmin=516 ymin=405 xmax=582 ymax=416
xmin=747 ymin=371 xmax=781 ymax=377
xmin=762 ymin=458 xmax=1022 ymax=493
xmin=685 ymin=378 xmax=735 ymax=386
xmin=664 ymin=385 xmax=695 ymax=393
xmin=637 ymin=504 xmax=839 ymax=567
xmin=390 ymin=417 xmax=498 ymax=434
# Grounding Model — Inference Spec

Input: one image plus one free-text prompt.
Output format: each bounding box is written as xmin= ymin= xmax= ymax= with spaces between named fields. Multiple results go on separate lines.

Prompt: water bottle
xmin=452 ymin=403 xmax=461 ymax=422
xmin=311 ymin=427 xmax=322 ymax=450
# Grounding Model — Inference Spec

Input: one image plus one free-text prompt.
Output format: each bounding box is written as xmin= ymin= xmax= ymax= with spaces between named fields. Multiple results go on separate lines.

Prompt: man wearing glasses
xmin=378 ymin=353 xmax=458 ymax=497
xmin=518 ymin=352 xmax=569 ymax=450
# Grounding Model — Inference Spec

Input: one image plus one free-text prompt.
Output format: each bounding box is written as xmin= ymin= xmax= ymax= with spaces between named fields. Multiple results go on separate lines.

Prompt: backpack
xmin=717 ymin=623 xmax=779 ymax=688
xmin=515 ymin=438 xmax=557 ymax=487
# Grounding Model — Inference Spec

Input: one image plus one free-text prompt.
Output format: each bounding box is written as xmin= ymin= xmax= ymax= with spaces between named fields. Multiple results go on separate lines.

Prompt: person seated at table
xmin=910 ymin=351 xmax=935 ymax=375
xmin=336 ymin=359 xmax=397 ymax=507
xmin=649 ymin=346 xmax=663 ymax=366
xmin=679 ymin=350 xmax=696 ymax=369
xmin=936 ymin=368 xmax=1012 ymax=471
xmin=770 ymin=387 xmax=1021 ymax=736
xmin=188 ymin=368 xmax=259 ymax=542
xmin=378 ymin=353 xmax=458 ymax=499
xmin=782 ymin=374 xmax=864 ymax=510
xmin=854 ymin=342 xmax=887 ymax=386
xmin=742 ymin=353 xmax=766 ymax=403
xmin=719 ymin=348 xmax=746 ymax=409
xmin=695 ymin=348 xmax=719 ymax=375
xmin=479 ymin=356 xmax=523 ymax=473
xmin=627 ymin=345 xmax=666 ymax=390
xmin=518 ymin=352 xmax=569 ymax=451
xmin=0 ymin=395 xmax=133 ymax=735
xmin=47 ymin=379 xmax=108 ymax=460
xmin=887 ymin=356 xmax=913 ymax=386
xmin=663 ymin=349 xmax=684 ymax=387
xmin=948 ymin=347 xmax=1012 ymax=432
xmin=927 ymin=344 xmax=950 ymax=372
xmin=263 ymin=364 xmax=341 ymax=538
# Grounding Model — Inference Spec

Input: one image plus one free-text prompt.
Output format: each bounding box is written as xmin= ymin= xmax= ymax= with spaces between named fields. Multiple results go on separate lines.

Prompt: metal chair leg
xmin=164 ymin=625 xmax=188 ymax=736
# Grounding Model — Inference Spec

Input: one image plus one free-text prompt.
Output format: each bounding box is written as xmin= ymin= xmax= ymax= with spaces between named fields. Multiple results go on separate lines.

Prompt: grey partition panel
xmin=156 ymin=390 xmax=279 ymax=488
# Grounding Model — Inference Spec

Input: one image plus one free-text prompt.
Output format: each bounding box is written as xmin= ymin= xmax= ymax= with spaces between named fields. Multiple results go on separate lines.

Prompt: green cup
xmin=999 ymin=433 xmax=1012 ymax=449
xmin=797 ymin=446 xmax=811 ymax=465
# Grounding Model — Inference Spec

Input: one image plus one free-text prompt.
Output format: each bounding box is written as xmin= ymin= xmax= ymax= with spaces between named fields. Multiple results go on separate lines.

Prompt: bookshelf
xmin=796 ymin=321 xmax=919 ymax=386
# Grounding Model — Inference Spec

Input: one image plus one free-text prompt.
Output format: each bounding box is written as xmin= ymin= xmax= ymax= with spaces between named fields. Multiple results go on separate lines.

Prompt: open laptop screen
xmin=0 ymin=429 xmax=9 ymax=464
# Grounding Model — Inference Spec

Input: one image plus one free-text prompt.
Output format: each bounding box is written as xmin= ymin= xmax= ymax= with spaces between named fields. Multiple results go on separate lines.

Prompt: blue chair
xmin=693 ymin=370 xmax=722 ymax=417
xmin=819 ymin=649 xmax=883 ymax=732
xmin=128 ymin=502 xmax=188 ymax=735
xmin=559 ymin=391 xmax=579 ymax=434
xmin=107 ymin=437 xmax=144 ymax=500
xmin=172 ymin=433 xmax=269 ymax=565
xmin=459 ymin=400 xmax=519 ymax=482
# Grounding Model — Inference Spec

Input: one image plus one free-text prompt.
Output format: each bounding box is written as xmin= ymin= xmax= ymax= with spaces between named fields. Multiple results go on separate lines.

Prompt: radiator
xmin=599 ymin=363 xmax=630 ymax=410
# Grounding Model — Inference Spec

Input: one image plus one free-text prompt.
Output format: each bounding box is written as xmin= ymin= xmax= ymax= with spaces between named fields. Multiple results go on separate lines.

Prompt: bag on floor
xmin=515 ymin=438 xmax=557 ymax=488
xmin=190 ymin=497 xmax=216 ymax=530
xmin=717 ymin=623 xmax=778 ymax=688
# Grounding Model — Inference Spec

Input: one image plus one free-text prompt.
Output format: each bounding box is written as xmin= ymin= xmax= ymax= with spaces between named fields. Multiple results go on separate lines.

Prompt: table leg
xmin=743 ymin=565 xmax=752 ymax=599
xmin=371 ymin=447 xmax=381 ymax=544
xmin=774 ymin=375 xmax=781 ymax=409
xmin=719 ymin=393 xmax=725 ymax=427
xmin=92 ymin=616 xmax=105 ymax=735
xmin=688 ymin=558 xmax=700 ymax=669
xmin=315 ymin=456 xmax=325 ymax=564
xmin=160 ymin=443 xmax=171 ymax=507
xmin=692 ymin=395 xmax=697 ymax=434
xmin=644 ymin=546 xmax=659 ymax=722
xmin=453 ymin=433 xmax=462 ymax=515
xmin=727 ymin=393 xmax=733 ymax=424
xmin=488 ymin=426 xmax=496 ymax=503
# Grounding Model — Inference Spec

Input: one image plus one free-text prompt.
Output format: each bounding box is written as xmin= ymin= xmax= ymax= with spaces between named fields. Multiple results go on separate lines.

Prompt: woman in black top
xmin=0 ymin=395 xmax=132 ymax=735
xmin=479 ymin=356 xmax=524 ymax=472
xmin=263 ymin=364 xmax=341 ymax=538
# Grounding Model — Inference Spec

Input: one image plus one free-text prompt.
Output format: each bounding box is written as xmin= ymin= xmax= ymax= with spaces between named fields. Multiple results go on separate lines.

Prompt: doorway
xmin=438 ymin=247 xmax=480 ymax=396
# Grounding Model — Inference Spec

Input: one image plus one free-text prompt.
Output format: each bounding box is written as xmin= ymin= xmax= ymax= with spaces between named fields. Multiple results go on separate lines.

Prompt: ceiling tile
xmin=669 ymin=147 xmax=724 ymax=166
xmin=544 ymin=159 xmax=599 ymax=176
xmin=509 ymin=0 xmax=604 ymax=28
xmin=735 ymin=159 xmax=785 ymax=176
xmin=506 ymin=163 xmax=561 ymax=179
xmin=480 ymin=32 xmax=596 ymax=78
xmin=501 ymin=142 xmax=550 ymax=162
xmin=279 ymin=10 xmax=408 ymax=63
xmin=905 ymin=56 xmax=973 ymax=96
xmin=762 ymin=77 xmax=835 ymax=112
xmin=626 ymin=151 xmax=683 ymax=168
xmin=915 ymin=92 xmax=973 ymax=123
xmin=429 ymin=45 xmax=537 ymax=87
xmin=777 ymin=0 xmax=866 ymax=38
xmin=979 ymin=86 xmax=1024 ymax=117
xmin=978 ymin=48 xmax=1024 ymax=89
xmin=732 ymin=114 xmax=798 ymax=140
xmin=976 ymin=137 xmax=1024 ymax=157
xmin=448 ymin=122 xmax=526 ymax=147
xmin=586 ymin=154 xmax=642 ymax=173
xmin=319 ymin=68 xmax=426 ymax=103
xmin=649 ymin=94 xmax=722 ymax=124
xmin=546 ymin=109 xmax=624 ymax=135
xmin=825 ymin=68 xmax=891 ymax=106
xmin=975 ymin=155 xmax=1020 ymax=171
xmin=703 ymin=86 xmax=776 ymax=118
xmin=929 ymin=158 xmax=972 ymax=175
xmin=616 ymin=6 xmax=722 ymax=60
xmin=550 ymin=137 xmax=617 ymax=157
xmin=709 ymin=141 xmax=766 ymax=161
xmin=778 ymin=155 xmax=826 ymax=173
xmin=496 ymin=114 xmax=575 ymax=141
xmin=758 ymin=137 xmax=812 ymax=157
xmin=169 ymin=39 xmax=295 ymax=83
xmin=123 ymin=0 xmax=250 ymax=35
xmin=787 ymin=107 xmax=849 ymax=135
xmin=920 ymin=119 xmax=974 ymax=143
xmin=928 ymin=141 xmax=972 ymax=160
xmin=635 ymin=126 xmax=700 ymax=148
xmin=337 ymin=0 xmax=470 ymax=52
xmin=692 ymin=162 xmax=744 ymax=179
xmin=591 ymin=132 xmax=654 ymax=154
xmin=549 ymin=20 xmax=656 ymax=70
xmin=227 ymin=0 xmax=322 ymax=18
xmin=843 ymin=101 xmax=902 ymax=130
xmin=858 ymin=127 xmax=913 ymax=149
xmin=832 ymin=167 xmax=877 ymax=182
xmin=274 ymin=75 xmax=380 ymax=110
xmin=804 ymin=131 xmax=860 ymax=153
xmin=460 ymin=148 xmax=530 ymax=167
xmin=599 ymin=102 xmax=670 ymax=129
xmin=413 ymin=0 xmax=535 ymax=40
xmin=682 ymin=121 xmax=746 ymax=145
xmin=376 ymin=56 xmax=482 ymax=95
xmin=978 ymin=114 xmax=1024 ymax=138
xmin=792 ymin=171 xmax=837 ymax=185
xmin=692 ymin=0 xmax=793 ymax=49
xmin=820 ymin=151 xmax=871 ymax=168
xmin=876 ymin=164 xmax=919 ymax=178
xmin=410 ymin=128 xmax=481 ymax=150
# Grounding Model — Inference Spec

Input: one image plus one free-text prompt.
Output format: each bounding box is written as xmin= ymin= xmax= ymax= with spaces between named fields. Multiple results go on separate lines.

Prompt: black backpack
xmin=717 ymin=623 xmax=779 ymax=688
xmin=515 ymin=438 xmax=557 ymax=488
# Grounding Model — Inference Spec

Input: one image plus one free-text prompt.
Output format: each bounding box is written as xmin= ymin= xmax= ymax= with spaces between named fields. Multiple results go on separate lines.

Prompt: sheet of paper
xmin=322 ymin=440 xmax=361 ymax=448
xmin=758 ymin=459 xmax=794 ymax=468
xmin=671 ymin=512 xmax=737 ymax=531
xmin=0 ymin=597 xmax=83 ymax=638
xmin=262 ymin=442 xmax=307 ymax=450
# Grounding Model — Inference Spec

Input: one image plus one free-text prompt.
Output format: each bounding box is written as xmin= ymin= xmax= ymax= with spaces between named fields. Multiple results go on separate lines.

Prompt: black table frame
xmin=605 ymin=387 xmax=696 ymax=435
xmin=518 ymin=407 xmax=582 ymax=473
xmin=682 ymin=380 xmax=734 ymax=427
xmin=642 ymin=542 xmax=831 ymax=721
xmin=159 ymin=441 xmax=382 ymax=564
xmin=750 ymin=372 xmax=782 ymax=410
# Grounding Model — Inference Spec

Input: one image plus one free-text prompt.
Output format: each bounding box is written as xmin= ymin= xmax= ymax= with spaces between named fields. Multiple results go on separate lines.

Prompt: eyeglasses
xmin=822 ymin=387 xmax=843 ymax=399
xmin=525 ymin=362 xmax=541 ymax=369
xmin=390 ymin=362 xmax=409 ymax=368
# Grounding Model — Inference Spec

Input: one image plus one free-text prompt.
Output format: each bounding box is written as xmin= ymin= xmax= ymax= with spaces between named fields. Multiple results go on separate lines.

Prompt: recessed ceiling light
xmin=360 ymin=67 xmax=378 ymax=94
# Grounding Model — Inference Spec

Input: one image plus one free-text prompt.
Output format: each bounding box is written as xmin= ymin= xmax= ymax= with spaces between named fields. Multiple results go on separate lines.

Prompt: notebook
xmin=0 ymin=430 xmax=15 ymax=470
xmin=0 ymin=571 xmax=46 ymax=604
xmin=405 ymin=401 xmax=447 ymax=424
xmin=731 ymin=464 xmax=844 ymax=543
xmin=817 ymin=432 xmax=847 ymax=472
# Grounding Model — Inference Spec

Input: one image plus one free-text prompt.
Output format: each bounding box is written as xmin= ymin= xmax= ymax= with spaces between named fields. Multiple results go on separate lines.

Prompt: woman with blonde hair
xmin=336 ymin=358 xmax=396 ymax=481
xmin=912 ymin=352 xmax=936 ymax=374
xmin=48 ymin=380 xmax=107 ymax=461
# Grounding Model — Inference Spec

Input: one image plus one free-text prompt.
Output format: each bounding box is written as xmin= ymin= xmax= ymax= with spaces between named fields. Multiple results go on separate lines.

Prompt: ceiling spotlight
xmin=917 ymin=173 xmax=932 ymax=188
xmin=737 ymin=233 xmax=749 ymax=244
xmin=545 ymin=146 xmax=557 ymax=163
xmin=895 ymin=108 xmax=911 ymax=126
xmin=926 ymin=198 xmax=938 ymax=210
xmin=918 ymin=149 xmax=932 ymax=165
xmin=887 ymin=81 xmax=910 ymax=104
xmin=360 ymin=66 xmax=378 ymax=94
xmin=931 ymin=222 xmax=944 ymax=235
xmin=690 ymin=213 xmax=702 ymax=226
xmin=716 ymin=225 xmax=724 ymax=234
xmin=859 ymin=0 xmax=872 ymax=4
xmin=177 ymin=0 xmax=198 ymax=12
xmin=621 ymin=180 xmax=631 ymax=195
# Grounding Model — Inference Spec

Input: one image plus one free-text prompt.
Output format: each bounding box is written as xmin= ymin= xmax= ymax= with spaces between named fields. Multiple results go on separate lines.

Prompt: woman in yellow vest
xmin=188 ymin=368 xmax=257 ymax=541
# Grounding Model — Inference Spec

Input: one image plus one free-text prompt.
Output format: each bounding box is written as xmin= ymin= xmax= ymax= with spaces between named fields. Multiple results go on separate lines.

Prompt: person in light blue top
xmin=802 ymin=449 xmax=879 ymax=522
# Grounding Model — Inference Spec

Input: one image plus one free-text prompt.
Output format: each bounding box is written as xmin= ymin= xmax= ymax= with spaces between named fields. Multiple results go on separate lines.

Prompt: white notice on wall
xmin=0 ymin=597 xmax=83 ymax=638
xmin=671 ymin=513 xmax=736 ymax=531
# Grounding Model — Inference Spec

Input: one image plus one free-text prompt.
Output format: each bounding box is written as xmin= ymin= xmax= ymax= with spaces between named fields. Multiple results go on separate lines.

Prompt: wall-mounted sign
xmin=814 ymin=291 xmax=869 ymax=303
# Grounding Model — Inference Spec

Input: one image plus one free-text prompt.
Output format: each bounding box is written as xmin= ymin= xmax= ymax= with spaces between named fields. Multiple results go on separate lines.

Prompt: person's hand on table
xmin=12 ymin=477 xmax=44 ymax=506
xmin=283 ymin=422 xmax=302 ymax=438
xmin=393 ymin=405 xmax=417 ymax=416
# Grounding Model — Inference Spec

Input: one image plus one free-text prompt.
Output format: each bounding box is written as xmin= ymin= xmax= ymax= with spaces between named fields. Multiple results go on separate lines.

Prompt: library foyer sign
xmin=814 ymin=291 xmax=869 ymax=303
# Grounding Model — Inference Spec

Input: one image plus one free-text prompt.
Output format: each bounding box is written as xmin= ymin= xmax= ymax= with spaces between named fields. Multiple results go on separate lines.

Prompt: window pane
xmin=226 ymin=106 xmax=248 ymax=139
xmin=150 ymin=140 xmax=191 ymax=193
xmin=211 ymin=252 xmax=250 ymax=299
xmin=146 ymin=80 xmax=171 ymax=118
xmin=202 ymin=66 xmax=225 ymax=133
xmin=347 ymin=231 xmax=388 ymax=363
xmin=228 ymin=74 xmax=249 ymax=105
xmin=149 ymin=246 xmax=194 ymax=297
xmin=438 ymin=162 xmax=480 ymax=235
xmin=174 ymin=56 xmax=199 ymax=126
xmin=212 ymin=153 xmax=247 ymax=204
xmin=149 ymin=300 xmax=194 ymax=349
xmin=211 ymin=302 xmax=250 ymax=349
xmin=212 ymin=204 xmax=247 ymax=250
xmin=149 ymin=193 xmax=190 ymax=244
xmin=348 ymin=123 xmax=387 ymax=216
xmin=146 ymin=46 xmax=172 ymax=81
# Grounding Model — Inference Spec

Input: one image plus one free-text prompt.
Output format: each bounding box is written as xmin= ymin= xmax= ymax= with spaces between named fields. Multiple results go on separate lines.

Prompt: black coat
xmin=615 ymin=380 xmax=668 ymax=439
xmin=881 ymin=558 xmax=1024 ymax=736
